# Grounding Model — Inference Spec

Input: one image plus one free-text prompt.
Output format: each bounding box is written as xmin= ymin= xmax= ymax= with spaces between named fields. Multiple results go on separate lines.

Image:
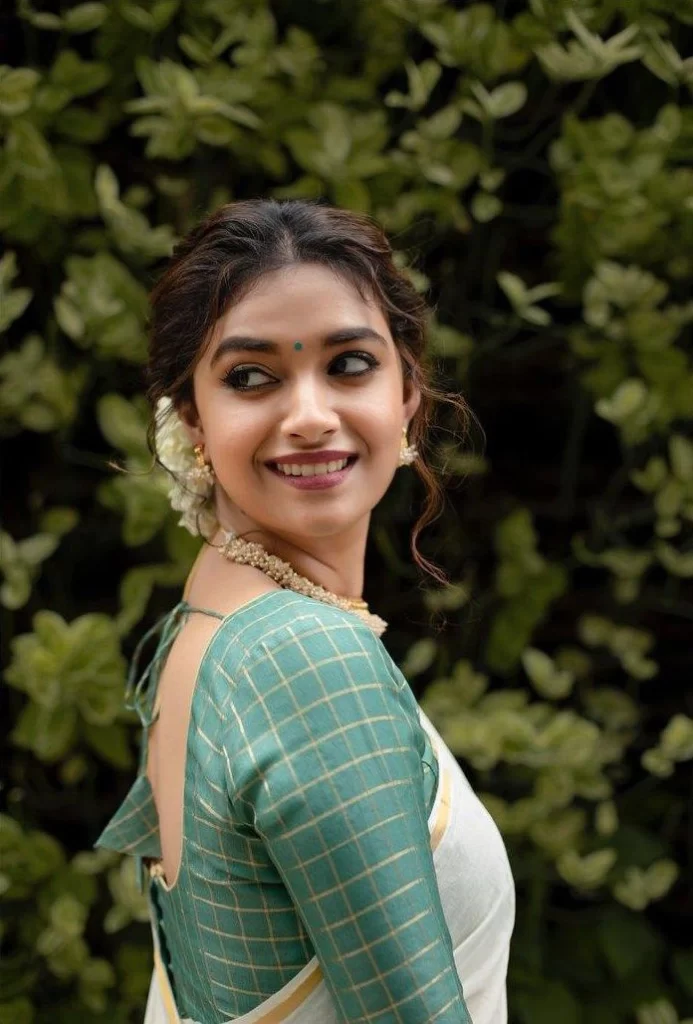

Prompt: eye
xmin=330 ymin=351 xmax=379 ymax=376
xmin=222 ymin=365 xmax=276 ymax=391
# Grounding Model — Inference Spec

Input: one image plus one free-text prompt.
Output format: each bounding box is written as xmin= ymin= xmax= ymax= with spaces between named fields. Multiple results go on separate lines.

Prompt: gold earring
xmin=193 ymin=444 xmax=215 ymax=484
xmin=398 ymin=425 xmax=418 ymax=467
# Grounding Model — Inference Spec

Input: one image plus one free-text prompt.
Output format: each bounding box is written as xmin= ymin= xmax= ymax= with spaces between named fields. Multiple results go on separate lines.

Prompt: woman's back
xmin=146 ymin=553 xmax=281 ymax=888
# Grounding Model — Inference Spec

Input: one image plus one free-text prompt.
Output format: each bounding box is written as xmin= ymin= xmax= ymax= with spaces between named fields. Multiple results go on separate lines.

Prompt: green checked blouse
xmin=96 ymin=591 xmax=512 ymax=1023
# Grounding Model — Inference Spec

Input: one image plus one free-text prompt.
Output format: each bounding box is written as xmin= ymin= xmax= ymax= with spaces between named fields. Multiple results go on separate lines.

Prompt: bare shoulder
xmin=183 ymin=545 xmax=281 ymax=619
xmin=152 ymin=552 xmax=281 ymax=718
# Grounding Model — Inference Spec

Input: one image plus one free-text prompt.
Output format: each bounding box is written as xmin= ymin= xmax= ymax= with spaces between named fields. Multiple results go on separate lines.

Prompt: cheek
xmin=352 ymin=381 xmax=402 ymax=427
xmin=361 ymin=398 xmax=402 ymax=437
xmin=213 ymin=404 xmax=265 ymax=455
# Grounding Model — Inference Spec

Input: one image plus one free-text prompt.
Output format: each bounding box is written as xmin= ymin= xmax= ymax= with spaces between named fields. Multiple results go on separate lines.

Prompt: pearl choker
xmin=218 ymin=529 xmax=388 ymax=636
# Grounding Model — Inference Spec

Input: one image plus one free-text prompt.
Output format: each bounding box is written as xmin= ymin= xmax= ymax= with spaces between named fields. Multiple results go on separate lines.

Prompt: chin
xmin=280 ymin=518 xmax=351 ymax=540
xmin=274 ymin=506 xmax=366 ymax=539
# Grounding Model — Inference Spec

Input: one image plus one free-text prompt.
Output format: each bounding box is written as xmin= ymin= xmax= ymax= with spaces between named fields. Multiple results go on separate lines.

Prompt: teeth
xmin=275 ymin=458 xmax=349 ymax=477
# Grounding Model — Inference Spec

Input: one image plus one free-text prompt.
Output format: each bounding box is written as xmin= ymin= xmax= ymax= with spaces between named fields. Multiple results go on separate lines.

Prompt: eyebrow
xmin=210 ymin=326 xmax=387 ymax=366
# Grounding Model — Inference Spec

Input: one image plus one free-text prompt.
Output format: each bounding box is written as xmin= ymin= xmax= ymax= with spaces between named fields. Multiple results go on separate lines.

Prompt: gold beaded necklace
xmin=218 ymin=529 xmax=387 ymax=636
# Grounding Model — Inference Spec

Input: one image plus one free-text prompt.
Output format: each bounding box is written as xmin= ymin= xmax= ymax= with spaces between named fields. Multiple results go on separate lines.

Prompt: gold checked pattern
xmin=96 ymin=591 xmax=470 ymax=1024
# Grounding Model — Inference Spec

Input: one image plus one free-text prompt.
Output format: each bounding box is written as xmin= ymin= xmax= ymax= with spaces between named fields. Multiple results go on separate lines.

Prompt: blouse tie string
xmin=124 ymin=601 xmax=188 ymax=729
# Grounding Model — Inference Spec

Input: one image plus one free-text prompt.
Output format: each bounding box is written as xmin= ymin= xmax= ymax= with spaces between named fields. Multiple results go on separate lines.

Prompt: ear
xmin=177 ymin=399 xmax=204 ymax=448
xmin=403 ymin=379 xmax=421 ymax=425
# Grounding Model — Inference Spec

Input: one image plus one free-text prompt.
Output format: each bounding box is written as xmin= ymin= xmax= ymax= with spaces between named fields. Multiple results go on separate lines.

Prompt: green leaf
xmin=0 ymin=998 xmax=34 ymax=1024
xmin=420 ymin=5 xmax=529 ymax=79
xmin=194 ymin=115 xmax=237 ymax=146
xmin=526 ymin=282 xmax=563 ymax=304
xmin=596 ymin=379 xmax=649 ymax=423
xmin=63 ymin=2 xmax=109 ymax=33
xmin=120 ymin=2 xmax=155 ymax=30
xmin=599 ymin=907 xmax=664 ymax=980
xmin=0 ymin=288 xmax=32 ymax=329
xmin=669 ymin=434 xmax=693 ymax=483
xmin=0 ymin=334 xmax=86 ymax=431
xmin=0 ymin=67 xmax=40 ymax=117
xmin=178 ymin=33 xmax=214 ymax=65
xmin=515 ymin=980 xmax=581 ymax=1024
xmin=0 ymin=528 xmax=60 ymax=609
xmin=50 ymin=50 xmax=110 ymax=97
xmin=479 ymin=167 xmax=505 ymax=191
xmin=6 ymin=121 xmax=56 ymax=180
xmin=54 ymin=252 xmax=148 ymax=362
xmin=55 ymin=106 xmax=108 ymax=142
xmin=17 ymin=0 xmax=62 ymax=29
xmin=420 ymin=104 xmax=463 ymax=140
xmin=93 ymin=164 xmax=177 ymax=262
xmin=0 ymin=570 xmax=31 ymax=610
xmin=659 ymin=714 xmax=693 ymax=761
xmin=536 ymin=15 xmax=642 ymax=82
xmin=94 ymin=163 xmax=119 ymax=206
xmin=672 ymin=949 xmax=693 ymax=998
xmin=630 ymin=456 xmax=668 ymax=493
xmin=105 ymin=859 xmax=149 ymax=931
xmin=97 ymin=393 xmax=150 ymax=460
xmin=54 ymin=295 xmax=85 ymax=340
xmin=523 ymin=305 xmax=553 ymax=326
xmin=333 ymin=178 xmax=370 ymax=212
xmin=98 ymin=475 xmax=170 ymax=546
xmin=6 ymin=610 xmax=126 ymax=738
xmin=0 ymin=252 xmax=32 ymax=330
xmin=485 ymin=81 xmax=527 ymax=119
xmin=401 ymin=638 xmax=437 ymax=677
xmin=613 ymin=860 xmax=680 ymax=910
xmin=39 ymin=508 xmax=79 ymax=537
xmin=471 ymin=191 xmax=502 ymax=222
xmin=150 ymin=0 xmax=180 ymax=31
xmin=636 ymin=999 xmax=688 ymax=1024
xmin=385 ymin=59 xmax=441 ymax=110
xmin=522 ymin=648 xmax=575 ymax=699
xmin=17 ymin=534 xmax=59 ymax=566
xmin=115 ymin=566 xmax=158 ymax=635
xmin=557 ymin=848 xmax=618 ymax=890
xmin=12 ymin=703 xmax=78 ymax=763
xmin=422 ymin=583 xmax=470 ymax=612
xmin=497 ymin=270 xmax=529 ymax=308
xmin=82 ymin=722 xmax=133 ymax=769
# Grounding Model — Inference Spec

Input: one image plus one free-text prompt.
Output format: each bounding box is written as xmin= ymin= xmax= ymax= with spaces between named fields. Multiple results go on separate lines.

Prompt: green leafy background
xmin=2 ymin=1 xmax=692 ymax=1021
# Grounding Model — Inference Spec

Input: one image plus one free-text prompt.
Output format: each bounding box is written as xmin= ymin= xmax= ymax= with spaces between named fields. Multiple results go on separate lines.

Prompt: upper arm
xmin=223 ymin=616 xmax=471 ymax=1023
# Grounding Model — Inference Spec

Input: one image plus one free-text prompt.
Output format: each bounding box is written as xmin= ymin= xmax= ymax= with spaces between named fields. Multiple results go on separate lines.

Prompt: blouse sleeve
xmin=222 ymin=613 xmax=472 ymax=1024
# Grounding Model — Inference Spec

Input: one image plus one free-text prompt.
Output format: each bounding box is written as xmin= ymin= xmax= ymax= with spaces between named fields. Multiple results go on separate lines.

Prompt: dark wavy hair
xmin=146 ymin=198 xmax=471 ymax=584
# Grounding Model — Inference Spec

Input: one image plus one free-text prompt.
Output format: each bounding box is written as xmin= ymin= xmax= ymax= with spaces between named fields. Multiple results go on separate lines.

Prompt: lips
xmin=265 ymin=456 xmax=358 ymax=490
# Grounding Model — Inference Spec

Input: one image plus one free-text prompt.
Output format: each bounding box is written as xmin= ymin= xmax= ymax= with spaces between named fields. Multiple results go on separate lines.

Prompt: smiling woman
xmin=178 ymin=260 xmax=418 ymax=558
xmin=95 ymin=199 xmax=515 ymax=1024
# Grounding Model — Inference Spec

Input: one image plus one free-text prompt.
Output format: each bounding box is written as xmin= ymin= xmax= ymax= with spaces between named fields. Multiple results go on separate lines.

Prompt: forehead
xmin=214 ymin=263 xmax=391 ymax=340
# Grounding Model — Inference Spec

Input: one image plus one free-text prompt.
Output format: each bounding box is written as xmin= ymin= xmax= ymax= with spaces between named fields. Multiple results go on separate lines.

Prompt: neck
xmin=214 ymin=502 xmax=369 ymax=601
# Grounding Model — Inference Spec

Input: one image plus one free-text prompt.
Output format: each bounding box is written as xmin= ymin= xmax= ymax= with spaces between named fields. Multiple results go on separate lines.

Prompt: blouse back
xmin=96 ymin=591 xmax=460 ymax=1023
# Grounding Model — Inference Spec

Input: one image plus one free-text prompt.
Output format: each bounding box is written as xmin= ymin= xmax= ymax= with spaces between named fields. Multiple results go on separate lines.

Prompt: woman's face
xmin=183 ymin=262 xmax=420 ymax=544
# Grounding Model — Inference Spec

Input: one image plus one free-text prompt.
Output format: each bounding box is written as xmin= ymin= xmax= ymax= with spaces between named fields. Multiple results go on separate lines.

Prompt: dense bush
xmin=2 ymin=1 xmax=692 ymax=1021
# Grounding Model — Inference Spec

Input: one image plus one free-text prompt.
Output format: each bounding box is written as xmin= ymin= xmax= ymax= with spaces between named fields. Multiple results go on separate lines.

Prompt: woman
xmin=96 ymin=199 xmax=515 ymax=1024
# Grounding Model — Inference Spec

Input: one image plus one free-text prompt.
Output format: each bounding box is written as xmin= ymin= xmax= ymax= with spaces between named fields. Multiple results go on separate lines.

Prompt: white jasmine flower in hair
xmin=155 ymin=396 xmax=217 ymax=537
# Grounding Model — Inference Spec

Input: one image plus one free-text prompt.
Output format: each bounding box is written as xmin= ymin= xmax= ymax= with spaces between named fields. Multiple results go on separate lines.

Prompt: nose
xmin=281 ymin=374 xmax=340 ymax=442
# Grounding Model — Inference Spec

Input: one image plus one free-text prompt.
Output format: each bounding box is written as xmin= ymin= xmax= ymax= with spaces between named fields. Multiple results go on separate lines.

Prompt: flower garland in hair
xmin=154 ymin=397 xmax=218 ymax=538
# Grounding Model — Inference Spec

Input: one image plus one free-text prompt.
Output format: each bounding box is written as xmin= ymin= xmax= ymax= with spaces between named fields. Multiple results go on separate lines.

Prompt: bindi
xmin=293 ymin=341 xmax=303 ymax=351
